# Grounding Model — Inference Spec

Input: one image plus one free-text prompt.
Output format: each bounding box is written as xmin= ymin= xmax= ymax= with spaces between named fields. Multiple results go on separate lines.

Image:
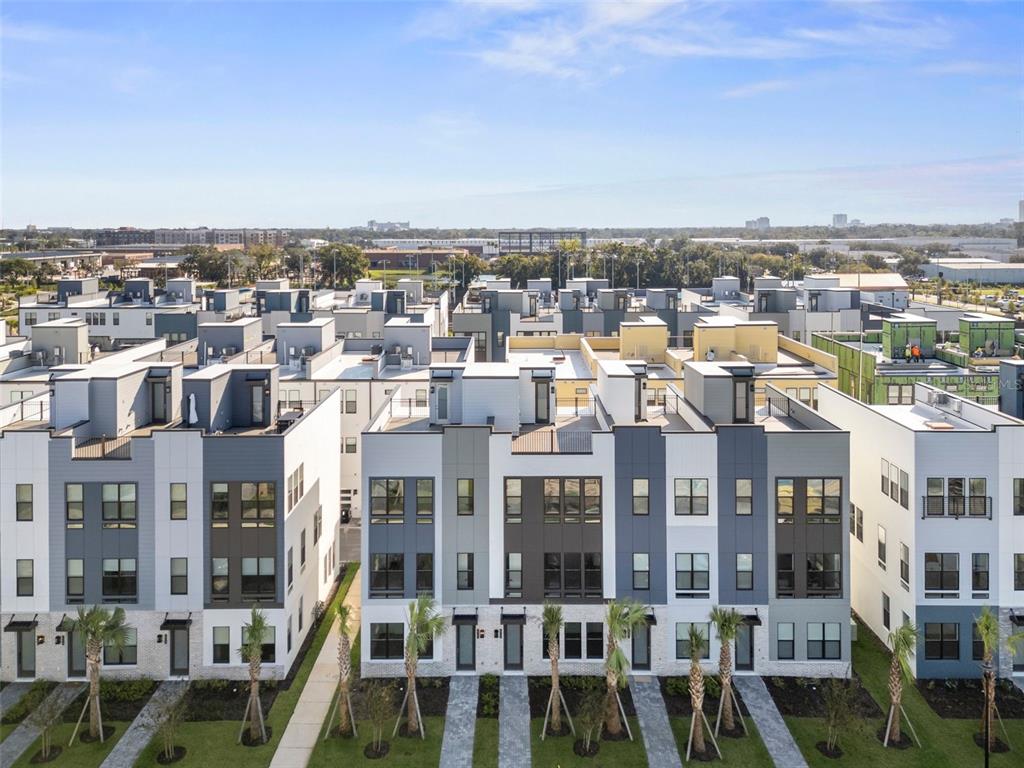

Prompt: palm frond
xmin=542 ymin=602 xmax=564 ymax=635
xmin=709 ymin=606 xmax=743 ymax=643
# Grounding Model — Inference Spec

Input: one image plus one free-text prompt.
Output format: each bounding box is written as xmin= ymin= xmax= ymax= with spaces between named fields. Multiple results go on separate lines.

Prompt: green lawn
xmin=0 ymin=722 xmax=15 ymax=743
xmin=9 ymin=721 xmax=127 ymax=768
xmin=473 ymin=717 xmax=499 ymax=768
xmin=531 ymin=716 xmax=647 ymax=768
xmin=786 ymin=619 xmax=1024 ymax=767
xmin=134 ymin=563 xmax=359 ymax=767
xmin=668 ymin=716 xmax=775 ymax=766
xmin=308 ymin=716 xmax=444 ymax=767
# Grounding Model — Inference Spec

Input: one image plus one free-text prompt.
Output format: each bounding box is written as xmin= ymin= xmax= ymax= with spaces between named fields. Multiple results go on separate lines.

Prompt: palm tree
xmin=542 ymin=602 xmax=565 ymax=735
xmin=885 ymin=622 xmax=918 ymax=746
xmin=403 ymin=596 xmax=445 ymax=737
xmin=69 ymin=605 xmax=128 ymax=742
xmin=689 ymin=624 xmax=708 ymax=757
xmin=240 ymin=606 xmax=270 ymax=744
xmin=710 ymin=606 xmax=744 ymax=735
xmin=336 ymin=603 xmax=355 ymax=736
xmin=603 ymin=599 xmax=648 ymax=736
xmin=974 ymin=606 xmax=1024 ymax=751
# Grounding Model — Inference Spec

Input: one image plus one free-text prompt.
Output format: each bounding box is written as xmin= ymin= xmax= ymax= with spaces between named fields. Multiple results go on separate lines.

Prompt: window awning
xmin=56 ymin=614 xmax=75 ymax=632
xmin=4 ymin=614 xmax=38 ymax=633
xmin=452 ymin=609 xmax=478 ymax=625
xmin=742 ymin=613 xmax=763 ymax=626
xmin=1011 ymin=611 xmax=1024 ymax=628
xmin=160 ymin=613 xmax=193 ymax=630
xmin=645 ymin=613 xmax=658 ymax=626
xmin=501 ymin=610 xmax=526 ymax=625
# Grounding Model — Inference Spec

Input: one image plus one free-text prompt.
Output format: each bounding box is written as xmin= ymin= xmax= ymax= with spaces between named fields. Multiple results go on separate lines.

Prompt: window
xmin=457 ymin=553 xmax=474 ymax=590
xmin=564 ymin=480 xmax=580 ymax=519
xmin=313 ymin=508 xmax=322 ymax=543
xmin=145 ymin=312 xmax=153 ymax=326
xmin=242 ymin=625 xmax=276 ymax=663
xmin=242 ymin=557 xmax=275 ymax=598
xmin=102 ymin=558 xmax=137 ymax=599
xmin=924 ymin=553 xmax=959 ymax=592
xmin=632 ymin=479 xmax=649 ymax=515
xmin=415 ymin=388 xmax=428 ymax=407
xmin=369 ymin=553 xmax=404 ymax=598
xmin=972 ymin=553 xmax=989 ymax=592
xmin=504 ymin=479 xmax=522 ymax=523
xmin=887 ymin=384 xmax=914 ymax=405
xmin=112 ymin=312 xmax=119 ymax=326
xmin=877 ymin=526 xmax=887 ymax=569
xmin=169 ymin=483 xmax=187 ymax=519
xmin=947 ymin=477 xmax=965 ymax=515
xmin=102 ymin=483 xmax=137 ymax=528
xmin=287 ymin=548 xmax=293 ymax=589
xmin=900 ymin=543 xmax=910 ymax=588
xmin=777 ymin=623 xmax=794 ymax=659
xmin=675 ymin=622 xmax=711 ymax=659
xmin=969 ymin=477 xmax=987 ymax=516
xmin=544 ymin=553 xmax=562 ymax=597
xmin=457 ymin=479 xmax=474 ymax=515
xmin=211 ymin=483 xmax=229 ymax=527
xmin=882 ymin=592 xmax=891 ymax=630
xmin=675 ymin=478 xmax=709 ymax=515
xmin=735 ymin=478 xmax=752 ymax=515
xmin=15 ymin=484 xmax=32 ymax=521
xmin=416 ymin=554 xmax=433 ymax=596
xmin=16 ymin=559 xmax=33 ymax=596
xmin=881 ymin=459 xmax=889 ymax=494
xmin=777 ymin=554 xmax=794 ymax=595
xmin=23 ymin=312 xmax=36 ymax=326
xmin=287 ymin=465 xmax=305 ymax=511
xmin=213 ymin=627 xmax=230 ymax=663
xmin=807 ymin=553 xmax=841 ymax=593
xmin=416 ymin=479 xmax=433 ymax=521
xmin=370 ymin=623 xmax=404 ymax=659
xmin=1016 ymin=554 xmax=1024 ymax=591
xmin=287 ymin=617 xmax=292 ymax=653
xmin=370 ymin=479 xmax=404 ymax=522
xmin=736 ymin=553 xmax=753 ymax=590
xmin=105 ymin=627 xmax=137 ymax=665
xmin=344 ymin=389 xmax=357 ymax=414
xmin=506 ymin=552 xmax=522 ymax=597
xmin=807 ymin=478 xmax=841 ymax=522
xmin=67 ymin=559 xmax=84 ymax=600
xmin=808 ymin=622 xmax=841 ymax=660
xmin=170 ymin=558 xmax=188 ymax=595
xmin=1015 ymin=478 xmax=1024 ymax=516
xmin=544 ymin=479 xmax=560 ymax=520
xmin=211 ymin=558 xmax=229 ymax=599
xmin=924 ymin=623 xmax=959 ymax=660
xmin=972 ymin=623 xmax=985 ymax=661
xmin=632 ymin=553 xmax=650 ymax=590
xmin=855 ymin=507 xmax=863 ymax=541
xmin=241 ymin=482 xmax=275 ymax=527
xmin=578 ymin=622 xmax=600 ymax=659
xmin=675 ymin=553 xmax=710 ymax=594
xmin=563 ymin=553 xmax=582 ymax=597
xmin=776 ymin=479 xmax=793 ymax=522
xmin=584 ymin=553 xmax=602 ymax=596
xmin=300 ymin=530 xmax=306 ymax=568
xmin=342 ymin=436 xmax=356 ymax=454
xmin=564 ymin=623 xmax=582 ymax=660
xmin=584 ymin=479 xmax=601 ymax=521
xmin=298 ymin=596 xmax=304 ymax=631
xmin=542 ymin=626 xmax=552 ymax=659
xmin=925 ymin=477 xmax=944 ymax=516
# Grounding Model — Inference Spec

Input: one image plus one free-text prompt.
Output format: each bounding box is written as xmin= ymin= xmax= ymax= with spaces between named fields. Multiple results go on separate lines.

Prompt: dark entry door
xmin=170 ymin=628 xmax=189 ymax=676
xmin=736 ymin=624 xmax=754 ymax=671
xmin=535 ymin=382 xmax=550 ymax=423
xmin=456 ymin=624 xmax=476 ymax=671
xmin=632 ymin=623 xmax=651 ymax=671
xmin=68 ymin=629 xmax=86 ymax=678
xmin=504 ymin=623 xmax=523 ymax=670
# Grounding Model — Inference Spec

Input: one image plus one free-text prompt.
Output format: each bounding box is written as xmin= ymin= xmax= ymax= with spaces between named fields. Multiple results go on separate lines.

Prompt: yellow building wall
xmin=619 ymin=324 xmax=668 ymax=363
xmin=777 ymin=334 xmax=838 ymax=372
xmin=694 ymin=323 xmax=778 ymax=363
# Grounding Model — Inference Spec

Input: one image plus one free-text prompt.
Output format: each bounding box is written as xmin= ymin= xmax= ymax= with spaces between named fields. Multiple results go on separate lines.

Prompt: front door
xmin=250 ymin=384 xmax=264 ymax=425
xmin=170 ymin=628 xmax=189 ymax=676
xmin=535 ymin=382 xmax=550 ymax=424
xmin=17 ymin=630 xmax=36 ymax=678
xmin=735 ymin=624 xmax=754 ymax=671
xmin=503 ymin=623 xmax=523 ymax=671
xmin=456 ymin=624 xmax=476 ymax=671
xmin=734 ymin=380 xmax=751 ymax=423
xmin=67 ymin=629 xmax=86 ymax=678
xmin=632 ymin=623 xmax=651 ymax=671
xmin=436 ymin=384 xmax=449 ymax=423
xmin=152 ymin=381 xmax=167 ymax=423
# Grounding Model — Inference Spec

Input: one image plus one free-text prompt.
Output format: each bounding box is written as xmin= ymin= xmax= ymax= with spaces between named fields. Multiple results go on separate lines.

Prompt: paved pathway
xmin=733 ymin=676 xmax=807 ymax=768
xmin=0 ymin=682 xmax=32 ymax=718
xmin=499 ymin=676 xmax=531 ymax=768
xmin=629 ymin=675 xmax=682 ymax=768
xmin=100 ymin=680 xmax=188 ymax=768
xmin=439 ymin=675 xmax=479 ymax=768
xmin=269 ymin=568 xmax=361 ymax=768
xmin=0 ymin=682 xmax=86 ymax=766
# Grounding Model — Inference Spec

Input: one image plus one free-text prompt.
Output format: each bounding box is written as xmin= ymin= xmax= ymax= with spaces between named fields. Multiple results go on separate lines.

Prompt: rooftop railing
xmin=0 ymin=396 xmax=50 ymax=428
xmin=73 ymin=434 xmax=131 ymax=460
xmin=511 ymin=429 xmax=593 ymax=454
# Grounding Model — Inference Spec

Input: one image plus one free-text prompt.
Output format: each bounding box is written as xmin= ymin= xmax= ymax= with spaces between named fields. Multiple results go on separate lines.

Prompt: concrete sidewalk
xmin=100 ymin=680 xmax=188 ymax=768
xmin=629 ymin=675 xmax=682 ymax=768
xmin=0 ymin=682 xmax=86 ymax=767
xmin=733 ymin=675 xmax=807 ymax=768
xmin=0 ymin=682 xmax=32 ymax=719
xmin=498 ymin=675 xmax=530 ymax=768
xmin=439 ymin=675 xmax=479 ymax=768
xmin=269 ymin=569 xmax=361 ymax=768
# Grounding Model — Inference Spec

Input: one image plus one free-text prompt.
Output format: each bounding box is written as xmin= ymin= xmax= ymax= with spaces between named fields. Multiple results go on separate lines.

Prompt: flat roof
xmin=505 ymin=349 xmax=592 ymax=380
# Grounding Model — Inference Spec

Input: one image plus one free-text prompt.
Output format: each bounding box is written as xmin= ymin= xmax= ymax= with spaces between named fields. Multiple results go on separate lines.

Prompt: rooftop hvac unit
xmin=302 ymin=346 xmax=316 ymax=357
xmin=951 ymin=398 xmax=962 ymax=414
xmin=288 ymin=346 xmax=297 ymax=357
xmin=223 ymin=346 xmax=237 ymax=356
xmin=392 ymin=345 xmax=402 ymax=355
xmin=935 ymin=392 xmax=949 ymax=406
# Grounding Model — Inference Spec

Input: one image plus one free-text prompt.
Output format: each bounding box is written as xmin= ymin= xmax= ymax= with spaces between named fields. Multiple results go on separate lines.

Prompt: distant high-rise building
xmin=367 ymin=220 xmax=410 ymax=233
xmin=1018 ymin=199 xmax=1023 ymax=223
xmin=744 ymin=217 xmax=770 ymax=231
xmin=832 ymin=213 xmax=848 ymax=228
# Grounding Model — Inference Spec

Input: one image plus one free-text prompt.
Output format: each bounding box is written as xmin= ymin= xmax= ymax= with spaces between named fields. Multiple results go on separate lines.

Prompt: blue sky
xmin=2 ymin=1 xmax=1021 ymax=228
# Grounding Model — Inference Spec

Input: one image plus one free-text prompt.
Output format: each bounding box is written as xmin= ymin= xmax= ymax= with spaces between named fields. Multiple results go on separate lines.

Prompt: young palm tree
xmin=603 ymin=599 xmax=648 ymax=736
xmin=885 ymin=622 xmax=918 ymax=746
xmin=70 ymin=605 xmax=128 ymax=742
xmin=404 ymin=596 xmax=445 ymax=737
xmin=689 ymin=624 xmax=708 ymax=756
xmin=336 ymin=603 xmax=354 ymax=736
xmin=542 ymin=602 xmax=565 ymax=734
xmin=240 ymin=606 xmax=270 ymax=744
xmin=973 ymin=607 xmax=1024 ymax=751
xmin=710 ymin=606 xmax=743 ymax=735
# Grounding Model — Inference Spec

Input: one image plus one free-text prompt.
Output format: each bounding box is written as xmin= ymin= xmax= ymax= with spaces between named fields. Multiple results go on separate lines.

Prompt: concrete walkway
xmin=269 ymin=568 xmax=361 ymax=768
xmin=439 ymin=675 xmax=479 ymax=768
xmin=0 ymin=682 xmax=86 ymax=766
xmin=499 ymin=676 xmax=531 ymax=768
xmin=0 ymin=682 xmax=32 ymax=719
xmin=100 ymin=680 xmax=188 ymax=768
xmin=733 ymin=676 xmax=807 ymax=768
xmin=629 ymin=675 xmax=682 ymax=767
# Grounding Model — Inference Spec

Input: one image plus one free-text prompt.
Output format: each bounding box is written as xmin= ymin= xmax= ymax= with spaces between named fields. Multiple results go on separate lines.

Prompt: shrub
xmin=705 ymin=676 xmax=721 ymax=699
xmin=1 ymin=681 xmax=52 ymax=724
xmin=479 ymin=674 xmax=500 ymax=717
xmin=770 ymin=676 xmax=786 ymax=689
xmin=100 ymin=679 xmax=155 ymax=702
xmin=665 ymin=677 xmax=689 ymax=698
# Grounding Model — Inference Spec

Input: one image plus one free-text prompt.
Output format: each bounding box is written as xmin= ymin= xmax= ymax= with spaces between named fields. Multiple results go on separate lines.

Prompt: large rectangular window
xmin=544 ymin=479 xmax=561 ymax=521
xmin=675 ymin=478 xmax=709 ymax=516
xmin=877 ymin=526 xmax=887 ymax=569
xmin=16 ymin=559 xmax=33 ymax=596
xmin=924 ymin=553 xmax=959 ymax=592
xmin=211 ymin=558 xmax=229 ymax=599
xmin=170 ymin=558 xmax=188 ymax=595
xmin=882 ymin=592 xmax=891 ymax=630
xmin=242 ymin=625 xmax=276 ymax=663
xmin=241 ymin=557 xmax=276 ymax=598
xmin=736 ymin=553 xmax=753 ymax=590
xmin=15 ymin=484 xmax=32 ymax=521
xmin=632 ymin=553 xmax=650 ymax=590
xmin=735 ymin=478 xmax=752 ymax=516
xmin=102 ymin=558 xmax=137 ymax=599
xmin=344 ymin=389 xmax=357 ymax=414
xmin=584 ymin=553 xmax=602 ymax=596
xmin=544 ymin=553 xmax=562 ymax=597
xmin=563 ymin=553 xmax=582 ymax=597
xmin=213 ymin=627 xmax=230 ymax=663
xmin=632 ymin=479 xmax=649 ymax=516
xmin=675 ymin=622 xmax=710 ymax=659
xmin=584 ymin=479 xmax=601 ymax=522
xmin=776 ymin=554 xmax=795 ymax=596
xmin=370 ymin=623 xmax=404 ymax=660
xmin=104 ymin=627 xmax=137 ymax=665
xmin=972 ymin=553 xmax=989 ymax=592
xmin=564 ymin=479 xmax=581 ymax=520
xmin=211 ymin=483 xmax=229 ymax=527
xmin=806 ymin=553 xmax=841 ymax=594
xmin=102 ymin=483 xmax=136 ymax=528
xmin=504 ymin=479 xmax=522 ymax=523
xmin=807 ymin=478 xmax=841 ymax=523
xmin=1015 ymin=554 xmax=1024 ymax=590
xmin=370 ymin=479 xmax=404 ymax=523
xmin=416 ymin=554 xmax=433 ymax=596
xmin=505 ymin=553 xmax=522 ymax=598
xmin=675 ymin=553 xmax=710 ymax=595
xmin=808 ymin=622 xmax=841 ymax=660
xmin=457 ymin=479 xmax=474 ymax=515
xmin=414 ymin=479 xmax=433 ymax=522
xmin=777 ymin=622 xmax=794 ymax=659
xmin=170 ymin=483 xmax=187 ymax=519
xmin=776 ymin=479 xmax=793 ymax=523
xmin=564 ymin=623 xmax=582 ymax=660
xmin=369 ymin=553 xmax=404 ymax=598
xmin=900 ymin=543 xmax=910 ymax=588
xmin=457 ymin=553 xmax=474 ymax=590
xmin=241 ymin=482 xmax=275 ymax=527
xmin=924 ymin=623 xmax=959 ymax=660
xmin=1015 ymin=478 xmax=1024 ymax=516
xmin=67 ymin=559 xmax=84 ymax=601
xmin=586 ymin=623 xmax=603 ymax=659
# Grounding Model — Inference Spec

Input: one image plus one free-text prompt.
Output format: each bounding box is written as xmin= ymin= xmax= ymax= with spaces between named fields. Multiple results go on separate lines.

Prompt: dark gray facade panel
xmin=366 ymin=475 xmax=435 ymax=599
xmin=614 ymin=426 xmax=667 ymax=604
xmin=915 ymin=604 xmax=994 ymax=678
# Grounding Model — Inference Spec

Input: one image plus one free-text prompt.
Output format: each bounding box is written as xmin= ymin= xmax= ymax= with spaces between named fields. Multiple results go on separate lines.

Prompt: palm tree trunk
xmin=719 ymin=642 xmax=734 ymax=732
xmin=691 ymin=663 xmax=706 ymax=754
xmin=605 ymin=639 xmax=622 ymax=736
xmin=338 ymin=635 xmax=352 ymax=736
xmin=984 ymin=670 xmax=996 ymax=750
xmin=887 ymin=654 xmax=902 ymax=744
xmin=87 ymin=642 xmax=102 ymax=739
xmin=249 ymin=656 xmax=262 ymax=743
xmin=549 ymin=638 xmax=562 ymax=733
xmin=406 ymin=656 xmax=419 ymax=735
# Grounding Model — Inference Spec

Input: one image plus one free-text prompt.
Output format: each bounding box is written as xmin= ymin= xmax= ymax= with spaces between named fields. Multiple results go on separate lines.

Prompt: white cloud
xmin=917 ymin=60 xmax=997 ymax=76
xmin=721 ymin=79 xmax=797 ymax=99
xmin=1 ymin=18 xmax=105 ymax=43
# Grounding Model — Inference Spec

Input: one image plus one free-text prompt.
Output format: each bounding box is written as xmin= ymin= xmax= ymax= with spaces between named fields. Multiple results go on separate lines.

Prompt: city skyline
xmin=2 ymin=1 xmax=1022 ymax=228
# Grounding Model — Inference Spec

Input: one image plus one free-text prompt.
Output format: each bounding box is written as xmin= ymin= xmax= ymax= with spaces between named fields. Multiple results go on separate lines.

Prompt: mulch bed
xmin=973 ymin=732 xmax=1010 ymax=752
xmin=156 ymin=746 xmax=187 ymax=764
xmin=573 ymin=739 xmax=600 ymax=757
xmin=478 ymin=676 xmax=500 ymax=718
xmin=240 ymin=725 xmax=273 ymax=747
xmin=29 ymin=747 xmax=62 ymax=764
xmin=658 ymin=677 xmax=750 ymax=718
xmin=364 ymin=741 xmax=390 ymax=759
xmin=181 ymin=681 xmax=280 ymax=721
xmin=527 ymin=676 xmax=636 ymax=719
xmin=63 ymin=681 xmax=156 ymax=723
xmin=875 ymin=726 xmax=913 ymax=749
xmin=764 ymin=675 xmax=881 ymax=718
xmin=816 ymin=741 xmax=843 ymax=759
xmin=80 ymin=724 xmax=117 ymax=743
xmin=917 ymin=678 xmax=1024 ymax=719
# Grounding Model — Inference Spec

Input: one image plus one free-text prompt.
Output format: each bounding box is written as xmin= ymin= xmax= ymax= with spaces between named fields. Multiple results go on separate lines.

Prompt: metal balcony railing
xmin=921 ymin=495 xmax=992 ymax=519
xmin=73 ymin=435 xmax=131 ymax=460
xmin=511 ymin=429 xmax=593 ymax=454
